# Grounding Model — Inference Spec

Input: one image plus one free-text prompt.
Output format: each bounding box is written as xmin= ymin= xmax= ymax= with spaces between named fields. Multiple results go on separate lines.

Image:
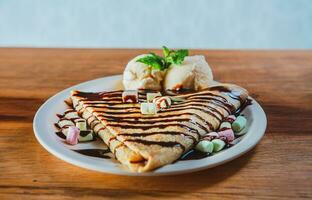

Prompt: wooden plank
xmin=0 ymin=48 xmax=311 ymax=199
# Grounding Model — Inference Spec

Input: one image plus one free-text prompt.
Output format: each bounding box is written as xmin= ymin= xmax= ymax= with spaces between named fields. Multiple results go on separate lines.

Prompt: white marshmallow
xmin=140 ymin=103 xmax=157 ymax=115
xmin=122 ymin=90 xmax=138 ymax=103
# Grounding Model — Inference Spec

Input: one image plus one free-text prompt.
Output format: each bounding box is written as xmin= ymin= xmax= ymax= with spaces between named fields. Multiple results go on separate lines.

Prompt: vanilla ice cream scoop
xmin=123 ymin=55 xmax=166 ymax=90
xmin=163 ymin=55 xmax=213 ymax=91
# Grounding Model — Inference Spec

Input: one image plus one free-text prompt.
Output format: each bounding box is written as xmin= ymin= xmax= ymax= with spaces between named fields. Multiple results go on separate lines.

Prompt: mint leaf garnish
xmin=136 ymin=46 xmax=189 ymax=71
xmin=136 ymin=53 xmax=165 ymax=70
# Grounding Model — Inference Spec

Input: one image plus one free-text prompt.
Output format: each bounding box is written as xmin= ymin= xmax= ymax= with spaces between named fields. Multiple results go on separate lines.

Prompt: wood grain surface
xmin=0 ymin=48 xmax=311 ymax=200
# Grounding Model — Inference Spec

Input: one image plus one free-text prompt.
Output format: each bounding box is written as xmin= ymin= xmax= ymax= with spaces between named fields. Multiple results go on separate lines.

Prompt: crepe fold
xmin=70 ymin=84 xmax=248 ymax=172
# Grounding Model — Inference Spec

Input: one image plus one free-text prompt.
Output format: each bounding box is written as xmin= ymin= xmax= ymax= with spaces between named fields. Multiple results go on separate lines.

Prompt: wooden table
xmin=0 ymin=48 xmax=311 ymax=200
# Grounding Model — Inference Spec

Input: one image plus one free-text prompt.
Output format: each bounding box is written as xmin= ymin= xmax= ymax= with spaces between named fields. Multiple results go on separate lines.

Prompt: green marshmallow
xmin=232 ymin=115 xmax=247 ymax=133
xmin=76 ymin=120 xmax=87 ymax=131
xmin=195 ymin=140 xmax=214 ymax=153
xmin=212 ymin=139 xmax=226 ymax=152
xmin=235 ymin=126 xmax=247 ymax=136
xmin=78 ymin=133 xmax=93 ymax=142
xmin=220 ymin=122 xmax=232 ymax=129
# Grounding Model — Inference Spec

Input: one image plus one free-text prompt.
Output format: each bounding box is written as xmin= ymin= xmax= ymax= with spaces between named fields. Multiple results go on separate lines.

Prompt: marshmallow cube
xmin=122 ymin=90 xmax=138 ymax=103
xmin=232 ymin=115 xmax=247 ymax=133
xmin=218 ymin=129 xmax=235 ymax=142
xmin=75 ymin=119 xmax=87 ymax=131
xmin=66 ymin=126 xmax=80 ymax=145
xmin=219 ymin=122 xmax=232 ymax=130
xmin=140 ymin=103 xmax=157 ymax=115
xmin=79 ymin=132 xmax=94 ymax=142
xmin=195 ymin=140 xmax=214 ymax=153
xmin=212 ymin=139 xmax=226 ymax=152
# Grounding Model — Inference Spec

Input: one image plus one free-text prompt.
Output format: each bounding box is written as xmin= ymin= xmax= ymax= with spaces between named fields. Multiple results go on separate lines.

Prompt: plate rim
xmin=33 ymin=75 xmax=267 ymax=176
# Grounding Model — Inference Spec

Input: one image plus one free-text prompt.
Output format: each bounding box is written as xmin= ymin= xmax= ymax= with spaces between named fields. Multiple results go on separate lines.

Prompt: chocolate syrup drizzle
xmin=73 ymin=149 xmax=111 ymax=159
xmin=56 ymin=86 xmax=251 ymax=161
xmin=179 ymin=149 xmax=211 ymax=160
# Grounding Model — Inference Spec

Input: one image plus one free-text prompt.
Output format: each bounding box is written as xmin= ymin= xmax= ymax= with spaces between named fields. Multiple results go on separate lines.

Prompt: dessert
xmin=69 ymin=83 xmax=248 ymax=172
xmin=123 ymin=47 xmax=214 ymax=91
xmin=123 ymin=55 xmax=166 ymax=91
xmin=54 ymin=46 xmax=252 ymax=172
xmin=163 ymin=55 xmax=214 ymax=91
xmin=55 ymin=108 xmax=94 ymax=143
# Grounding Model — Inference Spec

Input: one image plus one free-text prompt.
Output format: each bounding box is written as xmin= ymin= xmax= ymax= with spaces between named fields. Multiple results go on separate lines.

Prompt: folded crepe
xmin=70 ymin=83 xmax=248 ymax=172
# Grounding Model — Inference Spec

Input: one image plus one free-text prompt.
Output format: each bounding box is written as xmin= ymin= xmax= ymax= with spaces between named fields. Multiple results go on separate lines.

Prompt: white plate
xmin=33 ymin=75 xmax=267 ymax=176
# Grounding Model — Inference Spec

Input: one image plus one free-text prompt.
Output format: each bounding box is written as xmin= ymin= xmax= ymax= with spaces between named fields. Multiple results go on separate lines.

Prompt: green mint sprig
xmin=136 ymin=46 xmax=189 ymax=71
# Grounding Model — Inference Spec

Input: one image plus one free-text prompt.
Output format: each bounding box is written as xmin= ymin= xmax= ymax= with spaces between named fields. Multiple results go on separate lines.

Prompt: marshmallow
xmin=146 ymin=92 xmax=162 ymax=102
xmin=218 ymin=129 xmax=235 ymax=142
xmin=235 ymin=126 xmax=248 ymax=136
xmin=140 ymin=102 xmax=157 ymax=115
xmin=232 ymin=115 xmax=247 ymax=133
xmin=195 ymin=140 xmax=214 ymax=153
xmin=66 ymin=126 xmax=80 ymax=145
xmin=212 ymin=139 xmax=226 ymax=152
xmin=79 ymin=131 xmax=94 ymax=142
xmin=219 ymin=122 xmax=232 ymax=130
xmin=122 ymin=90 xmax=138 ymax=103
xmin=153 ymin=96 xmax=171 ymax=111
xmin=75 ymin=119 xmax=87 ymax=131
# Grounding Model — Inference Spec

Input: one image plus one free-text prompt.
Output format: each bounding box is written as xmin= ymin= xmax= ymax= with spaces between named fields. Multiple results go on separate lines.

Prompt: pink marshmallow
xmin=218 ymin=129 xmax=235 ymax=142
xmin=66 ymin=126 xmax=80 ymax=145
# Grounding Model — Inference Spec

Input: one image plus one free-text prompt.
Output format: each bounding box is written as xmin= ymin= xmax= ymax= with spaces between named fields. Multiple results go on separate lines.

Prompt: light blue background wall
xmin=0 ymin=0 xmax=311 ymax=49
